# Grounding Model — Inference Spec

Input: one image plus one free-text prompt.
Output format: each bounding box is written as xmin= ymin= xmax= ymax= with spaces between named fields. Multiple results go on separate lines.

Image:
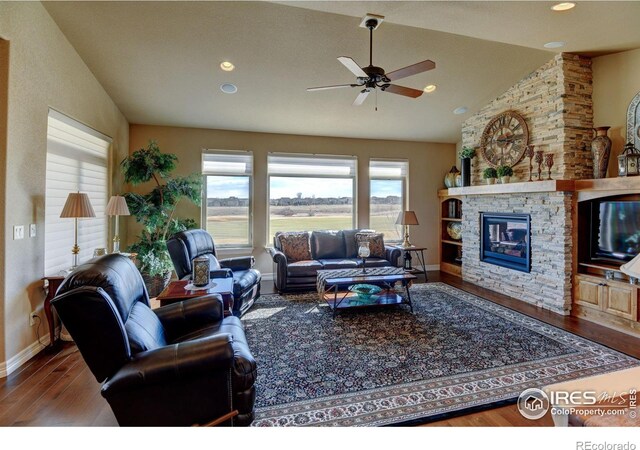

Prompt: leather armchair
xmin=167 ymin=230 xmax=261 ymax=317
xmin=51 ymin=254 xmax=257 ymax=426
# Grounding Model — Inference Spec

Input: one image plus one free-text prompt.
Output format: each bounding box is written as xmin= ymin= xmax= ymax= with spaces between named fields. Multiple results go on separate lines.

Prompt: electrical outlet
xmin=29 ymin=311 xmax=38 ymax=327
xmin=29 ymin=224 xmax=36 ymax=238
xmin=13 ymin=225 xmax=24 ymax=240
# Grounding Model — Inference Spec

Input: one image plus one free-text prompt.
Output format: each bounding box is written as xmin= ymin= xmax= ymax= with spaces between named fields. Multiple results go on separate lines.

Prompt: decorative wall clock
xmin=480 ymin=110 xmax=530 ymax=168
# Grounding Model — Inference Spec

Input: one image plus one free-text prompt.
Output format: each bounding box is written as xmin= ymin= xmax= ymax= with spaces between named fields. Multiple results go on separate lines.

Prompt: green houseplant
xmin=460 ymin=147 xmax=476 ymax=187
xmin=482 ymin=167 xmax=498 ymax=185
xmin=496 ymin=165 xmax=514 ymax=184
xmin=121 ymin=140 xmax=201 ymax=296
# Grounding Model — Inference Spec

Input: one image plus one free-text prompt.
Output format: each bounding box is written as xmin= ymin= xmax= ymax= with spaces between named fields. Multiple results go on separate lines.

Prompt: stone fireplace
xmin=459 ymin=189 xmax=573 ymax=314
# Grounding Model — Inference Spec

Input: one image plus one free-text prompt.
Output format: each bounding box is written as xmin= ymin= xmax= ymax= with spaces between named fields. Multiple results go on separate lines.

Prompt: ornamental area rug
xmin=242 ymin=283 xmax=638 ymax=427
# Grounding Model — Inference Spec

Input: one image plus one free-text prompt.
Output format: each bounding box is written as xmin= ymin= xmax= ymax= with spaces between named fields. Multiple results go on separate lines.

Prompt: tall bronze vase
xmin=591 ymin=126 xmax=612 ymax=179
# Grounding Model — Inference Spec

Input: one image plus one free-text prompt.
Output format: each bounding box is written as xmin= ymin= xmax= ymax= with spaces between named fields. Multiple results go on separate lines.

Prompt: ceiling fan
xmin=307 ymin=14 xmax=436 ymax=106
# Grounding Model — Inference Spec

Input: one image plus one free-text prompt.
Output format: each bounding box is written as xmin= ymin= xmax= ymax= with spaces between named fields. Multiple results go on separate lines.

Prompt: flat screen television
xmin=591 ymin=200 xmax=640 ymax=263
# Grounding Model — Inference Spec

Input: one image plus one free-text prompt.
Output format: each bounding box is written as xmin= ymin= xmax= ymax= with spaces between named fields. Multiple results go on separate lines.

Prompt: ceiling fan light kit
xmin=307 ymin=13 xmax=435 ymax=107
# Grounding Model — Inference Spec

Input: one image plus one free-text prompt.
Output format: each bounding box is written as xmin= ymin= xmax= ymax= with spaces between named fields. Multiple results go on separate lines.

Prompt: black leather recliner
xmin=167 ymin=229 xmax=261 ymax=317
xmin=51 ymin=254 xmax=257 ymax=426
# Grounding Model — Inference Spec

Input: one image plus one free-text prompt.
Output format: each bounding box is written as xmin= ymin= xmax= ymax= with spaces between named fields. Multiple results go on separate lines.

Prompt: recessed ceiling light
xmin=220 ymin=61 xmax=235 ymax=72
xmin=423 ymin=84 xmax=437 ymax=93
xmin=551 ymin=2 xmax=576 ymax=11
xmin=544 ymin=41 xmax=566 ymax=49
xmin=220 ymin=83 xmax=237 ymax=94
xmin=453 ymin=106 xmax=468 ymax=115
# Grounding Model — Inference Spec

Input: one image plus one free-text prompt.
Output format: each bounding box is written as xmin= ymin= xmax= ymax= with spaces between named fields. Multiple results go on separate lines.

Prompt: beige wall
xmin=128 ymin=125 xmax=456 ymax=276
xmin=592 ymin=48 xmax=640 ymax=178
xmin=0 ymin=2 xmax=128 ymax=371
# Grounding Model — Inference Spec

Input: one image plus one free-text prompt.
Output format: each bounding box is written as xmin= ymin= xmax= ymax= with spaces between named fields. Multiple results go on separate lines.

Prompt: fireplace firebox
xmin=480 ymin=213 xmax=531 ymax=272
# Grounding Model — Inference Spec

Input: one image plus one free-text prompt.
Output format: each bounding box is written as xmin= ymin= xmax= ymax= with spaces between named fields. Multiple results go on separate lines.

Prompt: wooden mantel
xmin=445 ymin=180 xmax=575 ymax=196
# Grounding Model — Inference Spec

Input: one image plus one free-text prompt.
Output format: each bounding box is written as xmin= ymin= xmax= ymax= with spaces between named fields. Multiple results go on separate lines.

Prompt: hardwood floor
xmin=2 ymin=272 xmax=638 ymax=427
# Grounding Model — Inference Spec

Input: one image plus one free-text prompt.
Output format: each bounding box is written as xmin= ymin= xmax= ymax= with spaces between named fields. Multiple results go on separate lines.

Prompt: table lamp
xmin=621 ymin=253 xmax=640 ymax=284
xmin=60 ymin=192 xmax=96 ymax=268
xmin=396 ymin=210 xmax=419 ymax=248
xmin=106 ymin=195 xmax=130 ymax=253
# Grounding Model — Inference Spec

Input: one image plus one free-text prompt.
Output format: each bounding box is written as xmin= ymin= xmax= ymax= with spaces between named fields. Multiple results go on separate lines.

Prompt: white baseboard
xmin=261 ymin=273 xmax=274 ymax=282
xmin=0 ymin=334 xmax=51 ymax=379
xmin=425 ymin=264 xmax=440 ymax=271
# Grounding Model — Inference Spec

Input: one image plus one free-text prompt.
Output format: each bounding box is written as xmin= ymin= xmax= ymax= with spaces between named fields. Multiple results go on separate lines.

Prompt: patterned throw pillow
xmin=354 ymin=232 xmax=386 ymax=259
xmin=278 ymin=232 xmax=312 ymax=262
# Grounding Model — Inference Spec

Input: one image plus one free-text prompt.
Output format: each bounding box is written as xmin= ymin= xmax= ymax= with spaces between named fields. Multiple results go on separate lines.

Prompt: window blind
xmin=202 ymin=150 xmax=253 ymax=175
xmin=268 ymin=154 xmax=357 ymax=177
xmin=369 ymin=159 xmax=409 ymax=178
xmin=44 ymin=111 xmax=111 ymax=276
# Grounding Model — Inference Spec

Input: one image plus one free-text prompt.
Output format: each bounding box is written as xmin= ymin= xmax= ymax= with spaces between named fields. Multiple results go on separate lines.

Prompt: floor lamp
xmin=60 ymin=192 xmax=96 ymax=268
xmin=106 ymin=195 xmax=130 ymax=253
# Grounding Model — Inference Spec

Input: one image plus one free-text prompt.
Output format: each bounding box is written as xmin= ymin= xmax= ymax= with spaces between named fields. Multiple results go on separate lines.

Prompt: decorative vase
xmin=485 ymin=178 xmax=496 ymax=185
xmin=444 ymin=166 xmax=460 ymax=188
xmin=591 ymin=126 xmax=612 ymax=179
xmin=192 ymin=256 xmax=210 ymax=287
xmin=460 ymin=157 xmax=471 ymax=187
xmin=500 ymin=176 xmax=511 ymax=184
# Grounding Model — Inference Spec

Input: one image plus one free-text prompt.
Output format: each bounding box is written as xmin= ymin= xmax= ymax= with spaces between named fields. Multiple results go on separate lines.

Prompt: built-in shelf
xmin=446 ymin=179 xmax=575 ymax=196
xmin=578 ymin=262 xmax=624 ymax=273
xmin=442 ymin=239 xmax=462 ymax=247
xmin=441 ymin=217 xmax=462 ymax=222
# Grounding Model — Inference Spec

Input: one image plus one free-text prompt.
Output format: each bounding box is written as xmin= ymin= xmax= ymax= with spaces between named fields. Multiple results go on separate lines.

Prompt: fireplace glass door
xmin=480 ymin=213 xmax=531 ymax=272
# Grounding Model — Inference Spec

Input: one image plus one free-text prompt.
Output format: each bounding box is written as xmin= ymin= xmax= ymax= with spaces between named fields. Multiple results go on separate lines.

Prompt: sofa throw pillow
xmin=354 ymin=232 xmax=386 ymax=259
xmin=278 ymin=232 xmax=312 ymax=262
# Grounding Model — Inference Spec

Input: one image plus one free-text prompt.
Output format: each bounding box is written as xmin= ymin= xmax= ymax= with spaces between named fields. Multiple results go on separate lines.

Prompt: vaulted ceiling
xmin=43 ymin=1 xmax=640 ymax=143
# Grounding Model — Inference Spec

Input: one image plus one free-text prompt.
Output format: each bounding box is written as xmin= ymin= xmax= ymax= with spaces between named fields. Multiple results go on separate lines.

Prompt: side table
xmin=156 ymin=278 xmax=235 ymax=316
xmin=42 ymin=276 xmax=65 ymax=347
xmin=392 ymin=246 xmax=428 ymax=280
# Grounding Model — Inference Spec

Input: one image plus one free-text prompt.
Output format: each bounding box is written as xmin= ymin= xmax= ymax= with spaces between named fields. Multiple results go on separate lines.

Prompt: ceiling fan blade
xmin=383 ymin=84 xmax=423 ymax=98
xmin=338 ymin=56 xmax=369 ymax=78
xmin=385 ymin=60 xmax=436 ymax=82
xmin=352 ymin=89 xmax=370 ymax=106
xmin=307 ymin=84 xmax=357 ymax=92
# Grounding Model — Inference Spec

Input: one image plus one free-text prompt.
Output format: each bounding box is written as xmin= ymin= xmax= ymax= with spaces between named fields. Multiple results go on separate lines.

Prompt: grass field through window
xmin=205 ymin=205 xmax=402 ymax=245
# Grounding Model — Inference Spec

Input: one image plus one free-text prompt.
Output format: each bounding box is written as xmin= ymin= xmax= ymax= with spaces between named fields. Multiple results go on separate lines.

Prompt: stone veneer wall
xmin=462 ymin=53 xmax=593 ymax=185
xmin=462 ymin=192 xmax=573 ymax=314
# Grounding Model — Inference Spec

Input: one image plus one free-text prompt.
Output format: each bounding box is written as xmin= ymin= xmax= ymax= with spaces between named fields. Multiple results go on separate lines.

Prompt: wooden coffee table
xmin=156 ymin=278 xmax=234 ymax=316
xmin=317 ymin=267 xmax=416 ymax=317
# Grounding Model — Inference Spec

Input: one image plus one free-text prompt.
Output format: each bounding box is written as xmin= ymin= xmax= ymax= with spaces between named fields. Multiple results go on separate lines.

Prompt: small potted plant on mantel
xmin=496 ymin=165 xmax=514 ymax=184
xmin=460 ymin=146 xmax=476 ymax=187
xmin=483 ymin=167 xmax=498 ymax=185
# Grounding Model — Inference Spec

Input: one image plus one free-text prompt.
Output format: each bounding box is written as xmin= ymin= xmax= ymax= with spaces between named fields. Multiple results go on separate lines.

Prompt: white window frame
xmin=201 ymin=150 xmax=253 ymax=248
xmin=369 ymin=159 xmax=409 ymax=243
xmin=44 ymin=109 xmax=111 ymax=276
xmin=267 ymin=153 xmax=358 ymax=242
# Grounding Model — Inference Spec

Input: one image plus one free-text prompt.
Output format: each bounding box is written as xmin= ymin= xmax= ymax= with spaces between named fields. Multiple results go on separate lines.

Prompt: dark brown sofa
xmin=268 ymin=229 xmax=401 ymax=293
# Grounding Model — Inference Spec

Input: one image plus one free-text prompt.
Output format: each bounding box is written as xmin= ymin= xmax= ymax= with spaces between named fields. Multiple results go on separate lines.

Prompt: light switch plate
xmin=13 ymin=225 xmax=24 ymax=240
xmin=29 ymin=224 xmax=36 ymax=238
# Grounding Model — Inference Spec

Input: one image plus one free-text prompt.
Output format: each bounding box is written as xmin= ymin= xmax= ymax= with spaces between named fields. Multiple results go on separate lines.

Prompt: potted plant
xmin=483 ymin=167 xmax=498 ymax=185
xmin=496 ymin=165 xmax=514 ymax=184
xmin=460 ymin=147 xmax=476 ymax=187
xmin=121 ymin=140 xmax=201 ymax=297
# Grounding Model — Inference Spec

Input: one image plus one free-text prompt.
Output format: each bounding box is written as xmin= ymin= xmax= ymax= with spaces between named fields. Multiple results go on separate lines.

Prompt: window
xmin=268 ymin=154 xmax=356 ymax=241
xmin=202 ymin=151 xmax=253 ymax=247
xmin=369 ymin=159 xmax=408 ymax=242
xmin=44 ymin=110 xmax=110 ymax=276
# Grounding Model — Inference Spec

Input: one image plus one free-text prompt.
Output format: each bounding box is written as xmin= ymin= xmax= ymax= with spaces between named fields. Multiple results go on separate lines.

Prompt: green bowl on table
xmin=348 ymin=284 xmax=382 ymax=304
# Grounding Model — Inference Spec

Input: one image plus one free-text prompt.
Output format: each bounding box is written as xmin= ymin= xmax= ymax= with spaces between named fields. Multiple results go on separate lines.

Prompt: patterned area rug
xmin=242 ymin=283 xmax=638 ymax=426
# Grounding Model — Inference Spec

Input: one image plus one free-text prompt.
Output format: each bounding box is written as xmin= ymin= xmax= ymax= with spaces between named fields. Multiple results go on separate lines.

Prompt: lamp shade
xmin=60 ymin=193 xmax=96 ymax=218
xmin=621 ymin=253 xmax=640 ymax=278
xmin=105 ymin=195 xmax=130 ymax=216
xmin=395 ymin=210 xmax=419 ymax=226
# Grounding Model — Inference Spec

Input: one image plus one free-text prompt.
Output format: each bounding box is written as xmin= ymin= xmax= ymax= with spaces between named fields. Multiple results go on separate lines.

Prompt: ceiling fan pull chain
xmin=375 ymin=88 xmax=378 ymax=112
